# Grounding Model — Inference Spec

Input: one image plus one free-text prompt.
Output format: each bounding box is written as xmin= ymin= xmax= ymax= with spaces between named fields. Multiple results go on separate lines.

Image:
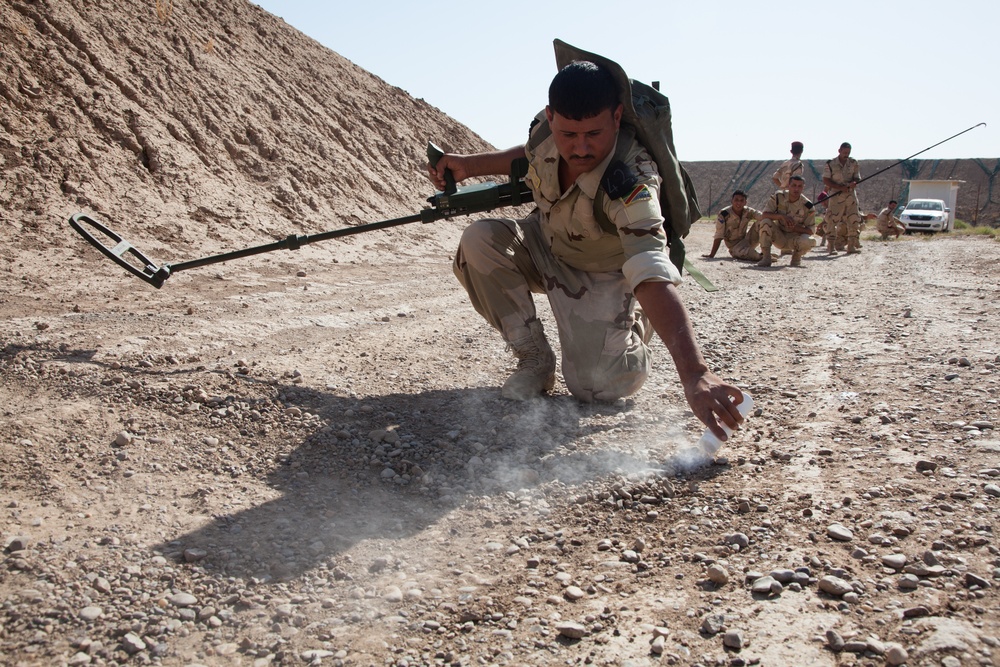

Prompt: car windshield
xmin=907 ymin=200 xmax=943 ymax=211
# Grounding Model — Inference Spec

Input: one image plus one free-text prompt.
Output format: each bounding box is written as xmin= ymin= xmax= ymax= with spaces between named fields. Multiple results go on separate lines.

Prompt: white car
xmin=899 ymin=198 xmax=951 ymax=232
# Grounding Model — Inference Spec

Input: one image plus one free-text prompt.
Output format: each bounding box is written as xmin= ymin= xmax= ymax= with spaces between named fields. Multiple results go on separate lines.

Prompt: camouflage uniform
xmin=876 ymin=206 xmax=905 ymax=239
xmin=453 ymin=114 xmax=680 ymax=402
xmin=714 ymin=205 xmax=761 ymax=260
xmin=823 ymin=156 xmax=862 ymax=252
xmin=757 ymin=190 xmax=817 ymax=263
xmin=772 ymin=158 xmax=803 ymax=190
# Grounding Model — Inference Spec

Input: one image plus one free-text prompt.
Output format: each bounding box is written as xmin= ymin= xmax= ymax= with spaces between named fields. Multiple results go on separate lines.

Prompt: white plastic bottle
xmin=697 ymin=391 xmax=754 ymax=455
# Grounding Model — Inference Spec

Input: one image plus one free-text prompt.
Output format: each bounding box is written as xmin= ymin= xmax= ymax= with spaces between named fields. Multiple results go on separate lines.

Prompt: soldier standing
xmin=822 ymin=142 xmax=863 ymax=254
xmin=772 ymin=141 xmax=804 ymax=189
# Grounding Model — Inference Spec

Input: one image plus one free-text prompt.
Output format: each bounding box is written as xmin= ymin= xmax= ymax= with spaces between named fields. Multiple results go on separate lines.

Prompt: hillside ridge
xmin=0 ymin=0 xmax=490 ymax=263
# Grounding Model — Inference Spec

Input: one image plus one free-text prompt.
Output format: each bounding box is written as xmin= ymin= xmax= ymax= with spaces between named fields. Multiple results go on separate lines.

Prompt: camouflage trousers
xmin=757 ymin=220 xmax=817 ymax=255
xmin=453 ymin=214 xmax=651 ymax=402
xmin=825 ymin=192 xmax=862 ymax=246
xmin=876 ymin=217 xmax=905 ymax=239
xmin=725 ymin=223 xmax=761 ymax=261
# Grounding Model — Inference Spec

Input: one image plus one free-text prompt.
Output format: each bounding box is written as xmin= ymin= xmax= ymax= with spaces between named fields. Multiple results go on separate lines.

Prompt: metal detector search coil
xmin=69 ymin=213 xmax=172 ymax=288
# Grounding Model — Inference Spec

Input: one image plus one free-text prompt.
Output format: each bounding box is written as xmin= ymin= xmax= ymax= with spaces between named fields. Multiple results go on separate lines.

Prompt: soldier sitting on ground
xmin=703 ymin=190 xmax=762 ymax=261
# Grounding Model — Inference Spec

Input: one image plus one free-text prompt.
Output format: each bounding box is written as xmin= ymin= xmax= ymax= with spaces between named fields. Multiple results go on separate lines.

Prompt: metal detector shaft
xmin=814 ymin=122 xmax=986 ymax=206
xmin=70 ymin=140 xmax=533 ymax=288
xmin=167 ymin=212 xmax=425 ymax=274
xmin=70 ymin=210 xmax=426 ymax=288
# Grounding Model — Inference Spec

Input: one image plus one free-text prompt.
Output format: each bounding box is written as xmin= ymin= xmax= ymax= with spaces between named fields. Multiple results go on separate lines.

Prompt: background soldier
xmin=756 ymin=175 xmax=817 ymax=267
xmin=704 ymin=190 xmax=761 ymax=261
xmin=772 ymin=141 xmax=804 ymax=189
xmin=822 ymin=142 xmax=863 ymax=254
xmin=876 ymin=200 xmax=906 ymax=239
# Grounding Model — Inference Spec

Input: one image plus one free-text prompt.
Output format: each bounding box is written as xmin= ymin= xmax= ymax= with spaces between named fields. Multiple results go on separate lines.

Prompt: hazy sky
xmin=252 ymin=0 xmax=995 ymax=162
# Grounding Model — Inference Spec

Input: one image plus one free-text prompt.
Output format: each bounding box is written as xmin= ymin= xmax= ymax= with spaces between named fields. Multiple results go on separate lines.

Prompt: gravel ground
xmin=2 ymin=224 xmax=999 ymax=667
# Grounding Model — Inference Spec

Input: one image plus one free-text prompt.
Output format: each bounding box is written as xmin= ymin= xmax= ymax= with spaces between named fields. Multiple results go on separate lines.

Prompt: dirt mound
xmin=1 ymin=0 xmax=489 ymax=265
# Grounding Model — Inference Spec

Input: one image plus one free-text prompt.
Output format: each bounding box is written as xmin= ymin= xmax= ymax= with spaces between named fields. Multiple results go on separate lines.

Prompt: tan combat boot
xmin=501 ymin=320 xmax=556 ymax=400
xmin=826 ymin=237 xmax=838 ymax=255
xmin=846 ymin=238 xmax=860 ymax=254
xmin=790 ymin=250 xmax=802 ymax=267
xmin=755 ymin=249 xmax=773 ymax=267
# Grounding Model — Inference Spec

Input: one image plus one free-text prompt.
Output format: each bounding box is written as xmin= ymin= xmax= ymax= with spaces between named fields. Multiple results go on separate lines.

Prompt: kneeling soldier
xmin=756 ymin=175 xmax=817 ymax=267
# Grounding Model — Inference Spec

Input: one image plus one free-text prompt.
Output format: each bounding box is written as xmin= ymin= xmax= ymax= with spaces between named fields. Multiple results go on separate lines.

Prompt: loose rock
xmin=555 ymin=621 xmax=588 ymax=639
xmin=827 ymin=523 xmax=853 ymax=541
xmin=707 ymin=563 xmax=729 ymax=585
xmin=818 ymin=575 xmax=853 ymax=597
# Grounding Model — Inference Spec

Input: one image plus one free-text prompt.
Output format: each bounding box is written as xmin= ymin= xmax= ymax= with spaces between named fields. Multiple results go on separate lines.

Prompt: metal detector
xmin=69 ymin=143 xmax=531 ymax=288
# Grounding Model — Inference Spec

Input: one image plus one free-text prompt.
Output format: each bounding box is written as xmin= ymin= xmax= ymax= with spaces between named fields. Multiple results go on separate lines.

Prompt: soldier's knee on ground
xmin=566 ymin=367 xmax=648 ymax=403
xmin=563 ymin=343 xmax=650 ymax=404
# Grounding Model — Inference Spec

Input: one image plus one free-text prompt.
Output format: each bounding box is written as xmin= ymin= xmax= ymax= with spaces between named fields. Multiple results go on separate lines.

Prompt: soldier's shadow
xmin=153 ymin=385 xmax=651 ymax=581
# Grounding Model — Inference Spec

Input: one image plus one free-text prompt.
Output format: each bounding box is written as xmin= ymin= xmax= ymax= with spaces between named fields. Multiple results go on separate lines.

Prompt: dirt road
xmin=2 ymin=224 xmax=999 ymax=666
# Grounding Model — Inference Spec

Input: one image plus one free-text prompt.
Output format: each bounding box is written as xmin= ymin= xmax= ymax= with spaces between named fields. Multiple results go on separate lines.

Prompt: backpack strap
xmin=593 ymin=125 xmax=638 ymax=235
xmin=526 ymin=115 xmax=550 ymax=152
xmin=593 ymin=125 xmax=684 ymax=271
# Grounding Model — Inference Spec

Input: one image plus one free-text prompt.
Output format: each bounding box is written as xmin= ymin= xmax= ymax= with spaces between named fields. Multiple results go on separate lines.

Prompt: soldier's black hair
xmin=732 ymin=190 xmax=748 ymax=199
xmin=789 ymin=175 xmax=805 ymax=183
xmin=840 ymin=142 xmax=852 ymax=150
xmin=548 ymin=61 xmax=620 ymax=120
xmin=888 ymin=199 xmax=898 ymax=206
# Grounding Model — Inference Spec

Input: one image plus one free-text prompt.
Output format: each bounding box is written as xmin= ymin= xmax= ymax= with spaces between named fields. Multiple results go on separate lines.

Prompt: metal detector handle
xmin=427 ymin=142 xmax=457 ymax=195
xmin=68 ymin=213 xmax=171 ymax=288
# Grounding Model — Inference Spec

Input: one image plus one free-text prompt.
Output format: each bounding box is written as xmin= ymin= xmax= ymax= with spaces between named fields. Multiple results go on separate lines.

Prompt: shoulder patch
xmin=719 ymin=209 xmax=729 ymax=219
xmin=600 ymin=160 xmax=637 ymax=200
xmin=624 ymin=184 xmax=652 ymax=206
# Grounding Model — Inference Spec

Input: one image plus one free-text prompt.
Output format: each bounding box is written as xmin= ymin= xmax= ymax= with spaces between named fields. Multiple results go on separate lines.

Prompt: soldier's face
xmin=839 ymin=145 xmax=851 ymax=159
xmin=731 ymin=195 xmax=746 ymax=213
xmin=546 ymin=104 xmax=623 ymax=178
xmin=788 ymin=180 xmax=805 ymax=198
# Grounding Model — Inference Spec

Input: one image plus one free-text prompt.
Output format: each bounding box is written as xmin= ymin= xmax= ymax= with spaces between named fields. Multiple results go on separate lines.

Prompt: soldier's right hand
xmin=427 ymin=153 xmax=472 ymax=191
